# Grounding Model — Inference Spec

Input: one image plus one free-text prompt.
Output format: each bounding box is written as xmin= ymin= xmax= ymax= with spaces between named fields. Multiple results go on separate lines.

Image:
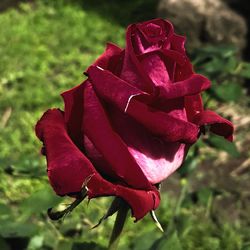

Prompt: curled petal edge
xmin=192 ymin=110 xmax=234 ymax=141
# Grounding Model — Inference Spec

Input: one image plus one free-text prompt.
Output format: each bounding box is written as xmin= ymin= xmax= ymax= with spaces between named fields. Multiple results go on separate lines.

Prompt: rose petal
xmin=192 ymin=110 xmax=234 ymax=141
xmin=170 ymin=34 xmax=186 ymax=53
xmin=137 ymin=19 xmax=173 ymax=44
xmin=82 ymin=81 xmax=152 ymax=190
xmin=35 ymin=109 xmax=93 ymax=195
xmin=62 ymin=80 xmax=151 ymax=189
xmin=35 ymin=109 xmax=160 ymax=220
xmin=86 ymin=66 xmax=198 ymax=144
xmin=120 ymin=23 xmax=157 ymax=93
xmin=131 ymin=25 xmax=158 ymax=54
xmin=61 ymin=83 xmax=85 ymax=149
xmin=162 ymin=49 xmax=187 ymax=66
xmin=158 ymin=74 xmax=211 ymax=99
xmin=139 ymin=52 xmax=171 ymax=86
xmin=152 ymin=97 xmax=188 ymax=123
xmin=127 ymin=99 xmax=199 ymax=144
xmin=83 ymin=134 xmax=111 ymax=177
xmin=174 ymin=59 xmax=194 ymax=81
xmin=185 ymin=94 xmax=203 ymax=121
xmin=87 ymin=65 xmax=151 ymax=112
xmin=109 ymin=106 xmax=186 ymax=184
xmin=88 ymin=42 xmax=123 ymax=74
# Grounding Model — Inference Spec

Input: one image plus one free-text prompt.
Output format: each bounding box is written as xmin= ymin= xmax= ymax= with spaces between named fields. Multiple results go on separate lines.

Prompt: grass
xmin=0 ymin=0 xmax=124 ymax=172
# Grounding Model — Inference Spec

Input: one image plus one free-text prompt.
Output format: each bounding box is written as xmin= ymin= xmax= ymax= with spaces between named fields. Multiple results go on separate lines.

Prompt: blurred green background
xmin=0 ymin=0 xmax=250 ymax=249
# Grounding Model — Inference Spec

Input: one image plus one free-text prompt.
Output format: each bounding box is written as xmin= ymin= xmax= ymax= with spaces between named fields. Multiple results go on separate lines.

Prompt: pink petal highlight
xmin=128 ymin=143 xmax=185 ymax=184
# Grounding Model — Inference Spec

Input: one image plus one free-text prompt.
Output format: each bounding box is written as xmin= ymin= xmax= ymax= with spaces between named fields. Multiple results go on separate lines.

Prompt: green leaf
xmin=224 ymin=57 xmax=238 ymax=73
xmin=239 ymin=63 xmax=250 ymax=78
xmin=194 ymin=46 xmax=236 ymax=58
xmin=177 ymin=156 xmax=198 ymax=177
xmin=20 ymin=186 xmax=62 ymax=216
xmin=203 ymin=57 xmax=224 ymax=73
xmin=0 ymin=221 xmax=38 ymax=238
xmin=212 ymin=82 xmax=242 ymax=102
xmin=56 ymin=239 xmax=73 ymax=250
xmin=150 ymin=231 xmax=183 ymax=250
xmin=197 ymin=188 xmax=213 ymax=206
xmin=72 ymin=242 xmax=106 ymax=250
xmin=27 ymin=235 xmax=44 ymax=250
xmin=206 ymin=134 xmax=240 ymax=158
xmin=241 ymin=244 xmax=250 ymax=250
xmin=0 ymin=204 xmax=11 ymax=216
xmin=133 ymin=230 xmax=161 ymax=250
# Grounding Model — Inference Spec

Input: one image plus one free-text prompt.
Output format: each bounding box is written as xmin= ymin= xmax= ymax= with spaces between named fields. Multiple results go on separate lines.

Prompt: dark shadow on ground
xmin=0 ymin=0 xmax=32 ymax=12
xmin=74 ymin=0 xmax=159 ymax=27
xmin=227 ymin=0 xmax=250 ymax=61
xmin=0 ymin=0 xmax=159 ymax=26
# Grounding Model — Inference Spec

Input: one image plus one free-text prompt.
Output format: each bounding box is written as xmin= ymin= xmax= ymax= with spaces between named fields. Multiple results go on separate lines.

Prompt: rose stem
xmin=108 ymin=203 xmax=129 ymax=250
xmin=166 ymin=178 xmax=188 ymax=234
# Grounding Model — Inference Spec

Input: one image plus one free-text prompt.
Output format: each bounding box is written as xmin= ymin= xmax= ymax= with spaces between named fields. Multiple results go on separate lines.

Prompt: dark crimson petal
xmin=139 ymin=52 xmax=172 ymax=86
xmin=184 ymin=94 xmax=203 ymax=121
xmin=114 ymin=187 xmax=160 ymax=221
xmin=135 ymin=47 xmax=187 ymax=66
xmin=86 ymin=66 xmax=197 ymax=143
xmin=35 ymin=109 xmax=160 ymax=220
xmin=35 ymin=109 xmax=93 ymax=195
xmin=174 ymin=59 xmax=194 ymax=82
xmin=120 ymin=24 xmax=155 ymax=93
xmin=82 ymin=81 xmax=152 ymax=190
xmin=170 ymin=34 xmax=186 ymax=53
xmin=87 ymin=182 xmax=160 ymax=221
xmin=88 ymin=42 xmax=123 ymax=72
xmin=126 ymin=99 xmax=199 ymax=144
xmin=161 ymin=49 xmax=187 ymax=66
xmin=83 ymin=134 xmax=111 ymax=176
xmin=132 ymin=26 xmax=160 ymax=54
xmin=137 ymin=18 xmax=174 ymax=44
xmin=109 ymin=106 xmax=187 ymax=184
xmin=158 ymin=74 xmax=211 ymax=99
xmin=63 ymin=80 xmax=151 ymax=189
xmin=87 ymin=65 xmax=151 ymax=111
xmin=192 ymin=110 xmax=234 ymax=141
xmin=61 ymin=83 xmax=85 ymax=149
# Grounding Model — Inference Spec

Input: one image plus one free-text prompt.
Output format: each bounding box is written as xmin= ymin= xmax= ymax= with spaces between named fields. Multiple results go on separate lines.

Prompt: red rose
xmin=35 ymin=19 xmax=233 ymax=220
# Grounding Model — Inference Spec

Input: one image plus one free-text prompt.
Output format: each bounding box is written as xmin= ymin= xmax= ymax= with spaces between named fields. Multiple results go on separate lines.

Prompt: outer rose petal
xmin=35 ymin=109 xmax=160 ymax=220
xmin=61 ymin=83 xmax=85 ymax=149
xmin=185 ymin=94 xmax=204 ymax=121
xmin=127 ymin=99 xmax=199 ymax=144
xmin=82 ymin=81 xmax=152 ymax=190
xmin=192 ymin=110 xmax=234 ymax=141
xmin=170 ymin=34 xmax=186 ymax=53
xmin=63 ymin=80 xmax=152 ymax=190
xmin=109 ymin=106 xmax=186 ymax=184
xmin=88 ymin=42 xmax=123 ymax=74
xmin=87 ymin=65 xmax=151 ymax=112
xmin=87 ymin=66 xmax=199 ymax=144
xmin=174 ymin=58 xmax=194 ymax=82
xmin=87 ymin=65 xmax=193 ymax=182
xmin=158 ymin=74 xmax=211 ymax=99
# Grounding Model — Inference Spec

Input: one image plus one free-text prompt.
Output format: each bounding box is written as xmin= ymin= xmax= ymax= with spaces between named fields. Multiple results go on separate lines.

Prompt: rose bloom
xmin=36 ymin=19 xmax=233 ymax=220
